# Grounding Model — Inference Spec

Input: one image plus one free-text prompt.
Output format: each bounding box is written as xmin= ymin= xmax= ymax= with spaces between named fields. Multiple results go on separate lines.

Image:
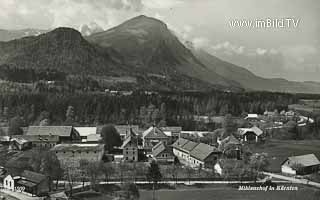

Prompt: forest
xmin=0 ymin=89 xmax=303 ymax=131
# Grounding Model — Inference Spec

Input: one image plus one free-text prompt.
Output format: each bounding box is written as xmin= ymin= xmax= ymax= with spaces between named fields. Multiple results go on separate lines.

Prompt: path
xmin=262 ymin=172 xmax=320 ymax=188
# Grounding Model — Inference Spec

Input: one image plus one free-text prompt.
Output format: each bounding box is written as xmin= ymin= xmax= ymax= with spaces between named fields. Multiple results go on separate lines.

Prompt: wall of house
xmin=123 ymin=144 xmax=138 ymax=162
xmin=281 ymin=165 xmax=296 ymax=175
xmin=3 ymin=175 xmax=15 ymax=191
xmin=155 ymin=152 xmax=174 ymax=162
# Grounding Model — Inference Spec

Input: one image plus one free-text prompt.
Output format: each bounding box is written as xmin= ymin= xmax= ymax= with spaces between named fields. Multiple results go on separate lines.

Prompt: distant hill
xmin=0 ymin=29 xmax=48 ymax=41
xmin=193 ymin=49 xmax=320 ymax=94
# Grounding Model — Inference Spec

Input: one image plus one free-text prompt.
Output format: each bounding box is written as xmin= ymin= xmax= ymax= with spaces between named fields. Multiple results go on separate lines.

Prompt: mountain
xmin=79 ymin=22 xmax=104 ymax=36
xmin=0 ymin=28 xmax=122 ymax=75
xmin=0 ymin=29 xmax=48 ymax=41
xmin=193 ymin=49 xmax=320 ymax=94
xmin=86 ymin=15 xmax=241 ymax=91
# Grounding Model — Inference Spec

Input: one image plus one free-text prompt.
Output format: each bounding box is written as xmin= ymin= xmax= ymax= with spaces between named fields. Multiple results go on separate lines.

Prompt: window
xmin=6 ymin=180 xmax=8 ymax=186
xmin=133 ymin=156 xmax=135 ymax=160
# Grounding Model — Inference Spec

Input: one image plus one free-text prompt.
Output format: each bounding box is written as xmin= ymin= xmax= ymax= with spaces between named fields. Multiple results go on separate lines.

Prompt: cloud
xmin=142 ymin=0 xmax=183 ymax=9
xmin=211 ymin=41 xmax=245 ymax=55
xmin=0 ymin=0 xmax=144 ymax=29
xmin=256 ymin=48 xmax=267 ymax=55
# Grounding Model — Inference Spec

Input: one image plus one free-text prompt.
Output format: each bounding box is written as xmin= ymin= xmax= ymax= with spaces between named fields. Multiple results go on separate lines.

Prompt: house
xmin=237 ymin=126 xmax=263 ymax=143
xmin=152 ymin=142 xmax=174 ymax=163
xmin=52 ymin=144 xmax=105 ymax=168
xmin=172 ymin=138 xmax=190 ymax=161
xmin=264 ymin=110 xmax=277 ymax=117
xmin=142 ymin=126 xmax=169 ymax=151
xmin=74 ymin=127 xmax=97 ymax=142
xmin=189 ymin=143 xmax=221 ymax=168
xmin=285 ymin=110 xmax=295 ymax=117
xmin=121 ymin=129 xmax=138 ymax=162
xmin=281 ymin=154 xmax=320 ymax=175
xmin=12 ymin=135 xmax=59 ymax=148
xmin=3 ymin=170 xmax=49 ymax=196
xmin=3 ymin=174 xmax=18 ymax=191
xmin=27 ymin=126 xmax=80 ymax=143
xmin=17 ymin=170 xmax=49 ymax=196
xmin=172 ymin=138 xmax=221 ymax=168
xmin=160 ymin=126 xmax=182 ymax=144
xmin=244 ymin=114 xmax=259 ymax=121
xmin=9 ymin=138 xmax=32 ymax=151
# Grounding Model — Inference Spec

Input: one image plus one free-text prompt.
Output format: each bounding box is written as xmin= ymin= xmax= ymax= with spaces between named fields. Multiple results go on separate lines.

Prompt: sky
xmin=0 ymin=0 xmax=319 ymax=82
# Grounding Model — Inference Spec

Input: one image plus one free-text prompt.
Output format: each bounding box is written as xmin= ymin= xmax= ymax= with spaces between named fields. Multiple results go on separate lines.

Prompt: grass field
xmin=140 ymin=185 xmax=320 ymax=200
xmin=248 ymin=139 xmax=320 ymax=172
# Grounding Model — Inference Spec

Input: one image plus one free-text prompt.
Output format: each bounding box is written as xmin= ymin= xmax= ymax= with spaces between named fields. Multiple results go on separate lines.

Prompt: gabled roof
xmin=172 ymin=138 xmax=189 ymax=150
xmin=142 ymin=126 xmax=168 ymax=139
xmin=190 ymin=143 xmax=219 ymax=161
xmin=21 ymin=170 xmax=47 ymax=184
xmin=121 ymin=135 xmax=138 ymax=149
xmin=238 ymin=126 xmax=263 ymax=136
xmin=74 ymin=127 xmax=97 ymax=137
xmin=152 ymin=142 xmax=172 ymax=157
xmin=182 ymin=141 xmax=198 ymax=152
xmin=115 ymin=125 xmax=139 ymax=136
xmin=284 ymin=154 xmax=320 ymax=167
xmin=10 ymin=138 xmax=29 ymax=145
xmin=225 ymin=135 xmax=241 ymax=145
xmin=27 ymin=126 xmax=76 ymax=137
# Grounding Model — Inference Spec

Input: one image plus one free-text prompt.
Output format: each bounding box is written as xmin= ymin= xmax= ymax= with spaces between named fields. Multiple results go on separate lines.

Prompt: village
xmin=0 ymin=109 xmax=319 ymax=200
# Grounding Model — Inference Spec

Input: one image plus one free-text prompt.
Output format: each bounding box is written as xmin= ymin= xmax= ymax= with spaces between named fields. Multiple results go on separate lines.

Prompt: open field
xmin=0 ymin=192 xmax=19 ymax=200
xmin=140 ymin=185 xmax=320 ymax=200
xmin=249 ymin=139 xmax=320 ymax=172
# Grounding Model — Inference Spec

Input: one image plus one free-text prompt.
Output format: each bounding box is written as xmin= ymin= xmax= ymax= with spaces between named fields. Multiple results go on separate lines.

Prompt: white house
xmin=3 ymin=174 xmax=16 ymax=191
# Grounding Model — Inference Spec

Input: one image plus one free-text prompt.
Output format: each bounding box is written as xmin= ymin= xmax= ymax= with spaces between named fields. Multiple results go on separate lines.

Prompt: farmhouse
xmin=189 ymin=143 xmax=220 ymax=168
xmin=281 ymin=154 xmax=320 ymax=175
xmin=142 ymin=126 xmax=169 ymax=151
xmin=238 ymin=126 xmax=263 ymax=143
xmin=121 ymin=129 xmax=139 ymax=162
xmin=27 ymin=126 xmax=81 ymax=143
xmin=172 ymin=138 xmax=221 ymax=168
xmin=152 ymin=142 xmax=174 ymax=163
xmin=52 ymin=144 xmax=105 ymax=168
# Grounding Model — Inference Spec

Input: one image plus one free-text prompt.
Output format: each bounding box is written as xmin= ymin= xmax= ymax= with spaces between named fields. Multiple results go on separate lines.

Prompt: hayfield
xmin=140 ymin=185 xmax=320 ymax=200
xmin=249 ymin=139 xmax=320 ymax=172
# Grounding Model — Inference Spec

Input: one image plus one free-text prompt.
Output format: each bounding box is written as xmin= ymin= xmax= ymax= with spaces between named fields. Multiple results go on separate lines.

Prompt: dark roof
xmin=152 ymin=142 xmax=172 ymax=157
xmin=121 ymin=135 xmax=138 ymax=149
xmin=27 ymin=126 xmax=76 ymax=137
xmin=21 ymin=170 xmax=47 ymax=184
xmin=52 ymin=144 xmax=105 ymax=152
xmin=13 ymin=135 xmax=59 ymax=143
xmin=17 ymin=179 xmax=37 ymax=187
xmin=284 ymin=154 xmax=320 ymax=167
xmin=182 ymin=141 xmax=198 ymax=152
xmin=142 ymin=126 xmax=168 ymax=139
xmin=172 ymin=138 xmax=189 ymax=150
xmin=190 ymin=143 xmax=219 ymax=161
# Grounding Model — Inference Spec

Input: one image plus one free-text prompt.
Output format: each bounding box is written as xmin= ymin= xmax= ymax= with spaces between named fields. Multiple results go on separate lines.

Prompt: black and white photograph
xmin=0 ymin=0 xmax=320 ymax=199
